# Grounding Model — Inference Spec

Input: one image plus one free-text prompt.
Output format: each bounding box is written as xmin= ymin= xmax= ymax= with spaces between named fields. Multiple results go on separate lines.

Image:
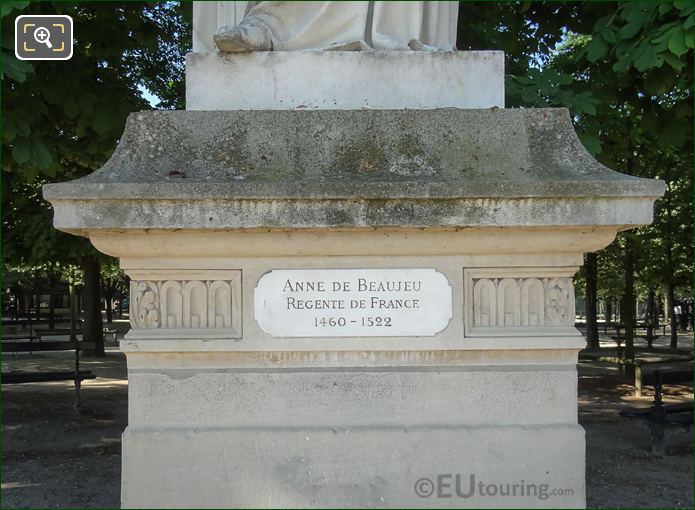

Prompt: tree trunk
xmin=13 ymin=288 xmax=22 ymax=319
xmin=69 ymin=280 xmax=83 ymax=408
xmin=48 ymin=288 xmax=56 ymax=330
xmin=82 ymin=256 xmax=105 ymax=357
xmin=22 ymin=289 xmax=31 ymax=319
xmin=605 ymin=300 xmax=612 ymax=334
xmin=616 ymin=298 xmax=624 ymax=358
xmin=623 ymin=239 xmax=636 ymax=362
xmin=104 ymin=294 xmax=114 ymax=324
xmin=585 ymin=253 xmax=600 ymax=350
xmin=654 ymin=292 xmax=662 ymax=329
xmin=679 ymin=300 xmax=689 ymax=331
xmin=645 ymin=289 xmax=655 ymax=349
xmin=662 ymin=176 xmax=678 ymax=347
xmin=667 ymin=282 xmax=678 ymax=349
xmin=35 ymin=292 xmax=41 ymax=322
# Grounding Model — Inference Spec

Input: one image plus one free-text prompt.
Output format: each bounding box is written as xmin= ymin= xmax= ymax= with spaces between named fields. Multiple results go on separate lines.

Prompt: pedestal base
xmin=43 ymin=107 xmax=662 ymax=509
xmin=121 ymin=354 xmax=585 ymax=508
xmin=122 ymin=425 xmax=585 ymax=508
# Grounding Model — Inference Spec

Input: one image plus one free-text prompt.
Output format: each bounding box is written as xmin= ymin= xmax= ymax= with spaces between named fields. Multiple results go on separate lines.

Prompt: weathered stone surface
xmin=44 ymin=108 xmax=656 ymax=188
xmin=122 ymin=423 xmax=585 ymax=508
xmin=186 ymin=51 xmax=503 ymax=110
xmin=43 ymin=108 xmax=663 ymax=232
xmin=121 ymin=348 xmax=585 ymax=508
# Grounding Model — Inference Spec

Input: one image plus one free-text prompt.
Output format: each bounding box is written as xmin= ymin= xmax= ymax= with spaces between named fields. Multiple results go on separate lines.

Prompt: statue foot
xmin=324 ymin=40 xmax=370 ymax=51
xmin=408 ymin=39 xmax=440 ymax=51
xmin=214 ymin=22 xmax=272 ymax=52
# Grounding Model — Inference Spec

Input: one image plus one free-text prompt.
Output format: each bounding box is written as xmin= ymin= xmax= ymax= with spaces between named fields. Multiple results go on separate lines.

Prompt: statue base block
xmin=122 ymin=392 xmax=585 ymax=508
xmin=185 ymin=51 xmax=505 ymax=110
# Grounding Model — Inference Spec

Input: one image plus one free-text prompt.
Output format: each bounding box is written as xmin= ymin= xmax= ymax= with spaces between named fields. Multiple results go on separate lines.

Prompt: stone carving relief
xmin=471 ymin=277 xmax=575 ymax=328
xmin=130 ymin=279 xmax=238 ymax=331
xmin=544 ymin=278 xmax=574 ymax=326
xmin=131 ymin=281 xmax=160 ymax=329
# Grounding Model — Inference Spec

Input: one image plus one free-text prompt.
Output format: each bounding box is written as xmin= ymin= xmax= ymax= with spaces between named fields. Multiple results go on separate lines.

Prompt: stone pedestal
xmin=186 ymin=51 xmax=504 ymax=110
xmin=45 ymin=59 xmax=662 ymax=508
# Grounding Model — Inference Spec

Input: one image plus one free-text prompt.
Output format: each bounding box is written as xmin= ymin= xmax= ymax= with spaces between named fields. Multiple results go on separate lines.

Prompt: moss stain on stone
xmin=394 ymin=134 xmax=426 ymax=159
xmin=324 ymin=140 xmax=388 ymax=179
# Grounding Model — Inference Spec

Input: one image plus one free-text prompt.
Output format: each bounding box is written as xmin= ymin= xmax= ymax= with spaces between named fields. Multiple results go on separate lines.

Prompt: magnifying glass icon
xmin=34 ymin=26 xmax=52 ymax=49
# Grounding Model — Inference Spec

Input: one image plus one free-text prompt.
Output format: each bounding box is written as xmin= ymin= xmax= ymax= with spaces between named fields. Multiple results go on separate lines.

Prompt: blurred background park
xmin=1 ymin=1 xmax=693 ymax=508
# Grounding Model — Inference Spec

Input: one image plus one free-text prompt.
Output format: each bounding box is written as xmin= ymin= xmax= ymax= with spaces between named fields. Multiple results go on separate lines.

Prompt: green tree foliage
xmin=574 ymin=2 xmax=693 ymax=349
xmin=2 ymin=1 xmax=191 ymax=265
xmin=2 ymin=2 xmax=191 ymax=352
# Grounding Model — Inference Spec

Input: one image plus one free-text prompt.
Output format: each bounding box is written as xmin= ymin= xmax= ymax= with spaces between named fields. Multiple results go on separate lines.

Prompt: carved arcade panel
xmin=129 ymin=270 xmax=241 ymax=338
xmin=464 ymin=268 xmax=577 ymax=337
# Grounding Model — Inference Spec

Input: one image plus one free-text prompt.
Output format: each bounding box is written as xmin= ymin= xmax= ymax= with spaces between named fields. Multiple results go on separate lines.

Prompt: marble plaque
xmin=254 ymin=269 xmax=452 ymax=337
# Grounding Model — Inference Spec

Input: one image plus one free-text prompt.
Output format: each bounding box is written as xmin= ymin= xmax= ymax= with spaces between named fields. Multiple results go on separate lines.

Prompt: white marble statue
xmin=193 ymin=1 xmax=459 ymax=53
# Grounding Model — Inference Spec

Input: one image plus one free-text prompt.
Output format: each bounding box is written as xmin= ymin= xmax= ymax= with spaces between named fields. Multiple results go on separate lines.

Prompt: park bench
xmin=2 ymin=332 xmax=39 ymax=348
xmin=637 ymin=333 xmax=660 ymax=348
xmin=611 ymin=333 xmax=663 ymax=349
xmin=620 ymin=370 xmax=694 ymax=454
xmin=578 ymin=351 xmax=693 ymax=396
xmin=1 ymin=331 xmax=96 ymax=407
xmin=633 ymin=361 xmax=693 ymax=396
xmin=2 ymin=321 xmax=41 ymax=357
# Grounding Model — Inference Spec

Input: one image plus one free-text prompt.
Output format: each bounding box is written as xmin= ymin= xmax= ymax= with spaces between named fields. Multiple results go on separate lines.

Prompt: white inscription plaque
xmin=254 ymin=269 xmax=452 ymax=337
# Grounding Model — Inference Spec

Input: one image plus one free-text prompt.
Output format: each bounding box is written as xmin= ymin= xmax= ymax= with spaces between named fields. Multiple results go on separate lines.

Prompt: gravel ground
xmin=1 ymin=337 xmax=692 ymax=509
xmin=579 ymin=359 xmax=693 ymax=508
xmin=2 ymin=350 xmax=126 ymax=509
